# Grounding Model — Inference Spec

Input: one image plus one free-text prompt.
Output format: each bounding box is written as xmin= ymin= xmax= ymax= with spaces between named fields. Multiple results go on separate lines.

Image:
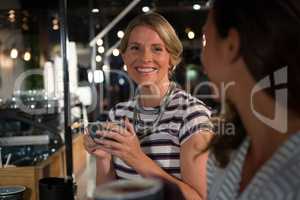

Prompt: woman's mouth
xmin=135 ymin=67 xmax=158 ymax=74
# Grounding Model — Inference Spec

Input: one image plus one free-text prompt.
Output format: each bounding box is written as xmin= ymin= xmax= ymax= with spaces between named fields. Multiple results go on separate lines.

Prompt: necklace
xmin=133 ymin=82 xmax=176 ymax=140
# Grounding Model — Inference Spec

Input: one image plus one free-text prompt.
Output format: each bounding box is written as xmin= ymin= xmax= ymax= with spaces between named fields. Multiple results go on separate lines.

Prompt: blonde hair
xmin=120 ymin=12 xmax=183 ymax=69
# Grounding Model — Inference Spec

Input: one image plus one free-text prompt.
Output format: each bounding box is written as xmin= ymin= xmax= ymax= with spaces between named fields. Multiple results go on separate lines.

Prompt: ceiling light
xmin=95 ymin=55 xmax=102 ymax=62
xmin=52 ymin=24 xmax=59 ymax=30
xmin=193 ymin=4 xmax=201 ymax=10
xmin=8 ymin=10 xmax=15 ymax=15
xmin=188 ymin=31 xmax=195 ymax=39
xmin=112 ymin=49 xmax=120 ymax=57
xmin=142 ymin=6 xmax=150 ymax=13
xmin=117 ymin=30 xmax=124 ymax=38
xmin=10 ymin=48 xmax=18 ymax=59
xmin=98 ymin=46 xmax=105 ymax=54
xmin=23 ymin=51 xmax=31 ymax=61
xmin=8 ymin=10 xmax=16 ymax=22
xmin=96 ymin=39 xmax=103 ymax=46
xmin=91 ymin=8 xmax=99 ymax=13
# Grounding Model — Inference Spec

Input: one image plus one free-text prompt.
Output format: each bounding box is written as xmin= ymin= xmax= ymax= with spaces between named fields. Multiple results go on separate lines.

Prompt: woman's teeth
xmin=136 ymin=67 xmax=157 ymax=73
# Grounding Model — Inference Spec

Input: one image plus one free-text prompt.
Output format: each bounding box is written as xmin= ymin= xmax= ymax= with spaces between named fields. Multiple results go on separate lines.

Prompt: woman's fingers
xmin=97 ymin=139 xmax=124 ymax=150
xmin=106 ymin=118 xmax=136 ymax=137
xmin=124 ymin=117 xmax=135 ymax=135
xmin=83 ymin=134 xmax=104 ymax=153
xmin=103 ymin=123 xmax=128 ymax=136
xmin=83 ymin=135 xmax=94 ymax=148
xmin=95 ymin=130 xmax=126 ymax=143
xmin=101 ymin=120 xmax=134 ymax=136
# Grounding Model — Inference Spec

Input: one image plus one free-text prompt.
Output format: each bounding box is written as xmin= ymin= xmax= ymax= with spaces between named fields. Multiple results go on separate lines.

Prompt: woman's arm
xmin=83 ymin=134 xmax=116 ymax=185
xmin=95 ymin=156 xmax=116 ymax=185
xmin=180 ymin=132 xmax=213 ymax=200
xmin=130 ymin=132 xmax=212 ymax=200
xmin=130 ymin=149 xmax=205 ymax=200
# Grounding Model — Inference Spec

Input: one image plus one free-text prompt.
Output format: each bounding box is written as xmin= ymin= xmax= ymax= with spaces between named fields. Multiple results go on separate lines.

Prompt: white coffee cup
xmin=94 ymin=178 xmax=163 ymax=200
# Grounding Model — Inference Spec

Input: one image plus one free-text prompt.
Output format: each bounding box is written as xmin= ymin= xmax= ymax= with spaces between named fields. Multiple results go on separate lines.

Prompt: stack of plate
xmin=0 ymin=185 xmax=26 ymax=200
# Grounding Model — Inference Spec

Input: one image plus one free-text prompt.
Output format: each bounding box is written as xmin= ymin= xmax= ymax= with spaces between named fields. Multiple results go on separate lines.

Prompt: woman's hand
xmin=83 ymin=130 xmax=112 ymax=160
xmin=96 ymin=118 xmax=145 ymax=167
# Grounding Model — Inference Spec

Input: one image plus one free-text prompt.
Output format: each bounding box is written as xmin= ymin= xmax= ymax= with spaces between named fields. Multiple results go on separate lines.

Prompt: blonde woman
xmin=84 ymin=12 xmax=214 ymax=200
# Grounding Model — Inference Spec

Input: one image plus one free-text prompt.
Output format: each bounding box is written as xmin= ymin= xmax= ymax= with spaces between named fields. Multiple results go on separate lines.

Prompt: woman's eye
xmin=153 ymin=47 xmax=163 ymax=52
xmin=130 ymin=46 xmax=139 ymax=50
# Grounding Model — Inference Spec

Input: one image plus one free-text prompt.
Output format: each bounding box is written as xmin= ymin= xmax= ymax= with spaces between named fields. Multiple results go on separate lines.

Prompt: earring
xmin=168 ymin=65 xmax=176 ymax=79
xmin=170 ymin=65 xmax=177 ymax=72
xmin=202 ymin=34 xmax=207 ymax=48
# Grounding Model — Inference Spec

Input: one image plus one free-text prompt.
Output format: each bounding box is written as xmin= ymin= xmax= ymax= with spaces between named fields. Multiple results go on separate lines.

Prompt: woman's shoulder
xmin=171 ymin=88 xmax=208 ymax=107
xmin=112 ymin=100 xmax=135 ymax=111
xmin=171 ymin=88 xmax=212 ymax=117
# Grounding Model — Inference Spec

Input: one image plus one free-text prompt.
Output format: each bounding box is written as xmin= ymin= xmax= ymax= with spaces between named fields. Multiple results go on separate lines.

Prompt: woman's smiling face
xmin=122 ymin=25 xmax=171 ymax=86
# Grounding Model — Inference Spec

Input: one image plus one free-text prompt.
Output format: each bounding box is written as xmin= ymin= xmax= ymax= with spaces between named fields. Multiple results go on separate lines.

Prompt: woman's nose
xmin=141 ymin=48 xmax=152 ymax=62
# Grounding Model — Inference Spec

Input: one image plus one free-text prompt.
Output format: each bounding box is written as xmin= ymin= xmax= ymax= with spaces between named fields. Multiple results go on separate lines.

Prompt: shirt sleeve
xmin=206 ymin=152 xmax=226 ymax=200
xmin=178 ymin=101 xmax=214 ymax=144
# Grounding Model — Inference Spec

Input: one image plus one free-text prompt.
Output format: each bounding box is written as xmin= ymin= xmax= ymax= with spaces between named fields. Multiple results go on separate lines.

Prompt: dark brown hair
xmin=208 ymin=0 xmax=300 ymax=167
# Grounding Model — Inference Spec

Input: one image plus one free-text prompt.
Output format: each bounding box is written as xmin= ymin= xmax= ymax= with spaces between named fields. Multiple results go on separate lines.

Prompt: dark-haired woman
xmin=201 ymin=0 xmax=300 ymax=199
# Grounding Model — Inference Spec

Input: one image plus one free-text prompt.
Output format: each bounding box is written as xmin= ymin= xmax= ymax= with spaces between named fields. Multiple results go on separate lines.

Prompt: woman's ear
xmin=225 ymin=28 xmax=241 ymax=63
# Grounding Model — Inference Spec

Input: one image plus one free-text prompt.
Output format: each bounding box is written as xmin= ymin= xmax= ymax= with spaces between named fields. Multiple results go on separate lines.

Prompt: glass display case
xmin=0 ymin=1 xmax=88 ymax=200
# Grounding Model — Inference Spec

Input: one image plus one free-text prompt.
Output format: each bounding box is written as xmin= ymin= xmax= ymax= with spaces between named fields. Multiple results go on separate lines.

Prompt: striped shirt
xmin=207 ymin=133 xmax=300 ymax=200
xmin=108 ymin=88 xmax=213 ymax=180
